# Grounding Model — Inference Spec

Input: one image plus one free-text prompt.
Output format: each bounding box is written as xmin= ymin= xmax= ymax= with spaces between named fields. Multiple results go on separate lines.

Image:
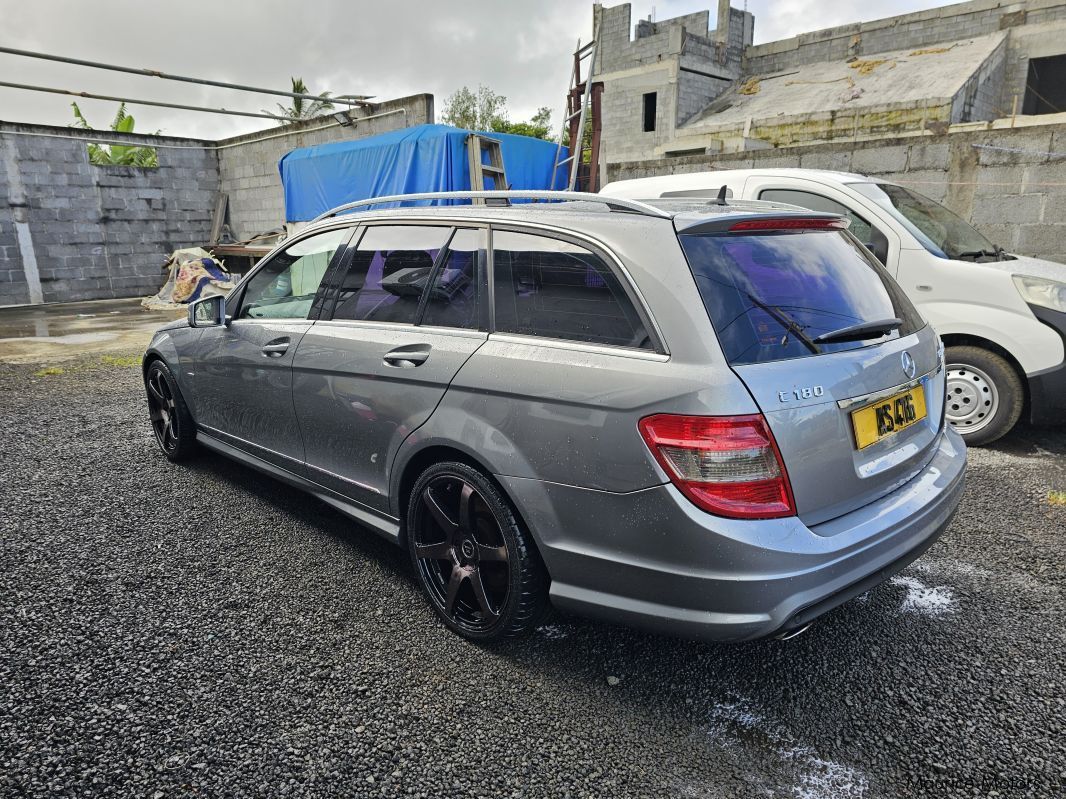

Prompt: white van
xmin=601 ymin=169 xmax=1066 ymax=444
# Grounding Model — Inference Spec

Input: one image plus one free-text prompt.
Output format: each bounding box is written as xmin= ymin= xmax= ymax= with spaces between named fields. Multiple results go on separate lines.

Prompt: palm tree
xmin=266 ymin=77 xmax=335 ymax=123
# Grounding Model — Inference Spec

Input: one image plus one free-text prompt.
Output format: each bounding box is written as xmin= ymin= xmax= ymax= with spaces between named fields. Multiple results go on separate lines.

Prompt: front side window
xmin=330 ymin=226 xmax=452 ymax=324
xmin=679 ymin=229 xmax=923 ymax=366
xmin=238 ymin=227 xmax=350 ymax=320
xmin=758 ymin=188 xmax=889 ymax=263
xmin=851 ymin=182 xmax=1001 ymax=261
xmin=492 ymin=230 xmax=652 ymax=350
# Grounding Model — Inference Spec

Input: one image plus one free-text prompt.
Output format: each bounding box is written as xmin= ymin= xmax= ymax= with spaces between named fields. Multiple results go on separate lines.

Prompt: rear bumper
xmin=501 ymin=427 xmax=966 ymax=642
xmin=1027 ymin=305 xmax=1066 ymax=426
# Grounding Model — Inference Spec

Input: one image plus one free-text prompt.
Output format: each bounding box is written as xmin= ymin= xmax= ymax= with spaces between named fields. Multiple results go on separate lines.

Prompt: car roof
xmin=601 ymin=168 xmax=898 ymax=196
xmin=298 ymin=196 xmax=838 ymax=238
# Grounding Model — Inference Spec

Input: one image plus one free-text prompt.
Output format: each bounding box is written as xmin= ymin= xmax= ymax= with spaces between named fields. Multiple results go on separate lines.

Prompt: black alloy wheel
xmin=407 ymin=462 xmax=548 ymax=641
xmin=144 ymin=360 xmax=197 ymax=461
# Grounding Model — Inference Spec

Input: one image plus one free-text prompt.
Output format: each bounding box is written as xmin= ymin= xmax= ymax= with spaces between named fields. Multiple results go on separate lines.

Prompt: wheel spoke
xmin=457 ymin=482 xmax=476 ymax=534
xmin=476 ymin=542 xmax=507 ymax=562
xmin=468 ymin=569 xmax=499 ymax=619
xmin=423 ymin=488 xmax=458 ymax=539
xmin=147 ymin=380 xmax=165 ymax=405
xmin=414 ymin=541 xmax=453 ymax=561
xmin=163 ymin=419 xmax=174 ymax=444
xmin=444 ymin=565 xmax=466 ymax=616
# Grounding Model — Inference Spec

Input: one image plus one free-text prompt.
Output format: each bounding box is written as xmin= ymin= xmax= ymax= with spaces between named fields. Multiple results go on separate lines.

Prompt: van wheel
xmin=145 ymin=359 xmax=198 ymax=461
xmin=944 ymin=346 xmax=1023 ymax=446
xmin=406 ymin=462 xmax=548 ymax=642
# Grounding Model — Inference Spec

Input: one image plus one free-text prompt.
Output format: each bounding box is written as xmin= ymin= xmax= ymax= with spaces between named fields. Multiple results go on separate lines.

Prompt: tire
xmin=144 ymin=359 xmax=198 ymax=462
xmin=944 ymin=345 xmax=1024 ymax=446
xmin=406 ymin=461 xmax=549 ymax=642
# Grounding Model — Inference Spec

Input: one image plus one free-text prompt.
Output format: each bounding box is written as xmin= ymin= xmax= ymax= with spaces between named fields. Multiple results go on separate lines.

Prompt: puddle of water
xmin=0 ymin=298 xmax=181 ymax=341
xmin=0 ymin=298 xmax=183 ymax=362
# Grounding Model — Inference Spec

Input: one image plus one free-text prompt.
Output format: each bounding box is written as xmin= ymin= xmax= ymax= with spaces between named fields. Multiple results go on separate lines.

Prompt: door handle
xmin=383 ymin=346 xmax=430 ymax=367
xmin=261 ymin=338 xmax=290 ymax=357
xmin=915 ymin=284 xmax=933 ymax=292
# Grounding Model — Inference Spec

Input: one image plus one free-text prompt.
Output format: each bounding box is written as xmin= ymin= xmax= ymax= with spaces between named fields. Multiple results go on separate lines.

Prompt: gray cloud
xmin=0 ymin=0 xmax=942 ymax=141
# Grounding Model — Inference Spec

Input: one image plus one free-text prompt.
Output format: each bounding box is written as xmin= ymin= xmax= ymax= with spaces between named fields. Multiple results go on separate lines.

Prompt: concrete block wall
xmin=744 ymin=0 xmax=1066 ymax=84
xmin=217 ymin=94 xmax=433 ymax=241
xmin=607 ymin=119 xmax=1066 ymax=263
xmin=0 ymin=124 xmax=218 ymax=305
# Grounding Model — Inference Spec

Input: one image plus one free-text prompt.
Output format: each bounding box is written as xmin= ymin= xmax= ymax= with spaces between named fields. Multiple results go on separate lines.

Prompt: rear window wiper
xmin=745 ymin=292 xmax=820 ymax=354
xmin=813 ymin=318 xmax=902 ymax=344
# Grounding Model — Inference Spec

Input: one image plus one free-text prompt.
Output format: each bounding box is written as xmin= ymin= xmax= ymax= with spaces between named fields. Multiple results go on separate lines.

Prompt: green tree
xmin=492 ymin=106 xmax=553 ymax=139
xmin=266 ymin=77 xmax=335 ymax=123
xmin=441 ymin=84 xmax=508 ymax=131
xmin=70 ymin=102 xmax=159 ymax=167
xmin=443 ymin=85 xmax=556 ymax=141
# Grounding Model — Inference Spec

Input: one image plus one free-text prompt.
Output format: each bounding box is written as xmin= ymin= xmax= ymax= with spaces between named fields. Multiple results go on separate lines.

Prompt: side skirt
xmin=195 ymin=430 xmax=402 ymax=545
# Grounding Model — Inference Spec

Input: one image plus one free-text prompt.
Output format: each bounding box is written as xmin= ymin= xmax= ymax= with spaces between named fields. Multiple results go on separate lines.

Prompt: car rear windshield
xmin=679 ymin=229 xmax=923 ymax=366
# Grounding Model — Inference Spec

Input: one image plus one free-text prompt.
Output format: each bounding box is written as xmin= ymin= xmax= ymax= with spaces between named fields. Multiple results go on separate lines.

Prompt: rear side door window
xmin=420 ymin=228 xmax=486 ymax=330
xmin=237 ymin=227 xmax=351 ymax=320
xmin=758 ymin=188 xmax=889 ymax=263
xmin=329 ymin=225 xmax=453 ymax=324
xmin=491 ymin=230 xmax=653 ymax=350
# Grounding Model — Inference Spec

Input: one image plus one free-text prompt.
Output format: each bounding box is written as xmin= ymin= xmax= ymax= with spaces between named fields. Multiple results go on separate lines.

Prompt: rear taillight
xmin=638 ymin=414 xmax=796 ymax=519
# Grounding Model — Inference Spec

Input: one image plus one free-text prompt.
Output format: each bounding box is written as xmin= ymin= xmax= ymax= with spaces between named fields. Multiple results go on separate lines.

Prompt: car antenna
xmin=715 ymin=185 xmax=729 ymax=206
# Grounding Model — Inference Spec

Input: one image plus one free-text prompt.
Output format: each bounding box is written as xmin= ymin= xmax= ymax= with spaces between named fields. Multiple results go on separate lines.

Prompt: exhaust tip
xmin=774 ymin=622 xmax=813 ymax=641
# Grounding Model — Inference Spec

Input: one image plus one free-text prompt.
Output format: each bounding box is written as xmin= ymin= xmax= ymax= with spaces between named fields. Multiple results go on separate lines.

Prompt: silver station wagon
xmin=143 ymin=190 xmax=967 ymax=643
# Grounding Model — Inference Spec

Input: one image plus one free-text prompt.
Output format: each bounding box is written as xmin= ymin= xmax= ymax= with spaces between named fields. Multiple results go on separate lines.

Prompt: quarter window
xmin=237 ymin=227 xmax=350 ymax=320
xmin=330 ymin=226 xmax=452 ymax=324
xmin=492 ymin=230 xmax=652 ymax=350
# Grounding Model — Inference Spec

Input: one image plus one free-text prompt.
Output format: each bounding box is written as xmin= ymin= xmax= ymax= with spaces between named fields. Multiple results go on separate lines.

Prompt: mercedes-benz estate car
xmin=143 ymin=190 xmax=967 ymax=643
xmin=602 ymin=169 xmax=1066 ymax=446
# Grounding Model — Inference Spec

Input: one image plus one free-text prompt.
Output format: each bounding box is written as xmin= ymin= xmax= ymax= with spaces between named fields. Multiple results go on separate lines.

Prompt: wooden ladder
xmin=467 ymin=134 xmax=509 ymax=204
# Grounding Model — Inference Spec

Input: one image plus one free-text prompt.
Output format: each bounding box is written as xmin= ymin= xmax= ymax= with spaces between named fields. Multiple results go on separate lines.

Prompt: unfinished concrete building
xmin=593 ymin=0 xmax=1066 ymax=163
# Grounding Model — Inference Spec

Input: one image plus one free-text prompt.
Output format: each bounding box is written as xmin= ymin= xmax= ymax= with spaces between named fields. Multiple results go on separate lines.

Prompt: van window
xmin=492 ymin=230 xmax=653 ymax=350
xmin=238 ymin=227 xmax=351 ymax=320
xmin=330 ymin=226 xmax=452 ymax=324
xmin=679 ymin=229 xmax=923 ymax=366
xmin=758 ymin=188 xmax=889 ymax=263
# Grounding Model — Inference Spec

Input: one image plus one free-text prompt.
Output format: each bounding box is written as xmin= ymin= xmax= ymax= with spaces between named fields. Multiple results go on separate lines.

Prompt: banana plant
xmin=70 ymin=102 xmax=160 ymax=167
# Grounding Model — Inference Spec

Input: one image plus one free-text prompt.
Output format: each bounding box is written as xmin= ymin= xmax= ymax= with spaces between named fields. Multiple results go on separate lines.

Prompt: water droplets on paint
xmin=890 ymin=575 xmax=955 ymax=616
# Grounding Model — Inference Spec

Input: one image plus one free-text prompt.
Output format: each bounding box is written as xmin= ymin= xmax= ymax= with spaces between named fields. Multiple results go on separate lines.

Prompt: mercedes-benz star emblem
xmin=901 ymin=351 xmax=916 ymax=379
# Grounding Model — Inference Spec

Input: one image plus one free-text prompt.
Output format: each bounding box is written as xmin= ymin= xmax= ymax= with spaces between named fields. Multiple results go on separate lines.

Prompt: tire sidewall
xmin=145 ymin=359 xmax=196 ymax=461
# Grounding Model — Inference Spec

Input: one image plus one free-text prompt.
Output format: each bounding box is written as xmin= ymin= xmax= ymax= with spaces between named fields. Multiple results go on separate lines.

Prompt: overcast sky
xmin=1 ymin=0 xmax=946 ymax=141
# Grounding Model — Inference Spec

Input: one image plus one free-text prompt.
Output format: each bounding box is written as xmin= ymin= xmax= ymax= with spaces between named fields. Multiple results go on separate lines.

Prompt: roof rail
xmin=309 ymin=190 xmax=672 ymax=223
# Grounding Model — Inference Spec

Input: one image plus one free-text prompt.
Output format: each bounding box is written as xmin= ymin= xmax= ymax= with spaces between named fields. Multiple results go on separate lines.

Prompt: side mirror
xmin=188 ymin=295 xmax=226 ymax=328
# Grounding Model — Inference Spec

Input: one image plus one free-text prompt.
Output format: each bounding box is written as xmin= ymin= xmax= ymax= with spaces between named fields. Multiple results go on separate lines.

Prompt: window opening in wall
xmin=1022 ymin=55 xmax=1066 ymax=116
xmin=642 ymin=92 xmax=657 ymax=132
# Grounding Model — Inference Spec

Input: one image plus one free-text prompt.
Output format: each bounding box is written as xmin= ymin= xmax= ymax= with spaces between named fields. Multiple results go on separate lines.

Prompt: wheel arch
xmin=392 ymin=442 xmax=537 ymax=558
xmin=939 ymin=333 xmax=1028 ymax=403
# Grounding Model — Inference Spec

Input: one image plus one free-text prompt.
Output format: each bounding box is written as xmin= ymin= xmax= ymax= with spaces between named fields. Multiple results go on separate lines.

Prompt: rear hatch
xmin=677 ymin=213 xmax=947 ymax=526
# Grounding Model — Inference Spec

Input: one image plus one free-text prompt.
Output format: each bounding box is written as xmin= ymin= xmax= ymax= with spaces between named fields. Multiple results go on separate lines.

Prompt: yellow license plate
xmin=851 ymin=385 xmax=927 ymax=450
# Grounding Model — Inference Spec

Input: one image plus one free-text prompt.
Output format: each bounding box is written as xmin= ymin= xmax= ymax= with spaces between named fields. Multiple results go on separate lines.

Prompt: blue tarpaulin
xmin=278 ymin=123 xmax=567 ymax=222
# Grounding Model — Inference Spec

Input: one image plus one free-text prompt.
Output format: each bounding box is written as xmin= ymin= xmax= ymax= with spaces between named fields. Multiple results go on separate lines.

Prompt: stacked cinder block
xmin=0 ymin=126 xmax=219 ymax=304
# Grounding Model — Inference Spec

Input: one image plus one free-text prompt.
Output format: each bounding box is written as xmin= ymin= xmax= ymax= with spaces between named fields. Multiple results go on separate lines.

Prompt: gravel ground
xmin=1 ymin=353 xmax=1064 ymax=799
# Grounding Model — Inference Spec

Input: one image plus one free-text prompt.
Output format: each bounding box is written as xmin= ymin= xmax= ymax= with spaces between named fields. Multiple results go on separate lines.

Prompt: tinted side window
xmin=421 ymin=228 xmax=484 ymax=330
xmin=330 ymin=226 xmax=452 ymax=324
xmin=492 ymin=230 xmax=652 ymax=350
xmin=238 ymin=227 xmax=350 ymax=320
xmin=758 ymin=188 xmax=889 ymax=262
